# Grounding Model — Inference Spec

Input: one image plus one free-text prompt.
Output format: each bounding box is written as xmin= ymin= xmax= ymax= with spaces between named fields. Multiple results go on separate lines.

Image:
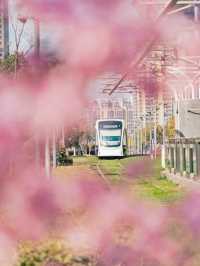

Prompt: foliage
xmin=0 ymin=53 xmax=27 ymax=73
xmin=65 ymin=126 xmax=85 ymax=148
xmin=0 ymin=54 xmax=16 ymax=73
xmin=56 ymin=148 xmax=73 ymax=166
xmin=17 ymin=240 xmax=95 ymax=266
xmin=65 ymin=124 xmax=95 ymax=155
xmin=144 ymin=126 xmax=151 ymax=143
xmin=143 ymin=125 xmax=163 ymax=144
xmin=156 ymin=124 xmax=163 ymax=144
xmin=166 ymin=117 xmax=175 ymax=139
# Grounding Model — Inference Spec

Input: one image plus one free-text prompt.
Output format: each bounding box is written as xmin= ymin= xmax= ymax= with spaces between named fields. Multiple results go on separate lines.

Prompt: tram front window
xmin=100 ymin=130 xmax=121 ymax=147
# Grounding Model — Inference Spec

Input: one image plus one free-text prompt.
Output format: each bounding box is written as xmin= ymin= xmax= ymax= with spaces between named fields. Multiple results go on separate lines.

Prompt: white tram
xmin=95 ymin=119 xmax=127 ymax=158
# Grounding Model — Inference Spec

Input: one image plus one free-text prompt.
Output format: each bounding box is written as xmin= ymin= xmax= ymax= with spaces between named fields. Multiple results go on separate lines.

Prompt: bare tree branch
xmin=23 ymin=44 xmax=34 ymax=56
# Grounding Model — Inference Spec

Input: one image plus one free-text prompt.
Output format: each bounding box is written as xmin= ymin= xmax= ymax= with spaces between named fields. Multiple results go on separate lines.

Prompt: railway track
xmin=88 ymin=158 xmax=127 ymax=189
xmin=73 ymin=156 xmax=140 ymax=189
xmin=89 ymin=161 xmax=111 ymax=189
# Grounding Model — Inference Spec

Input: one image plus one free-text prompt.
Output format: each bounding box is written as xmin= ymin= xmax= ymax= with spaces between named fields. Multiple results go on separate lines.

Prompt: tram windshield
xmin=98 ymin=121 xmax=122 ymax=147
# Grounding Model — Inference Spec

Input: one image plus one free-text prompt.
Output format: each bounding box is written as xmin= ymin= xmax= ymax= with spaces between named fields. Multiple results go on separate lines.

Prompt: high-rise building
xmin=86 ymin=97 xmax=137 ymax=137
xmin=0 ymin=0 xmax=9 ymax=59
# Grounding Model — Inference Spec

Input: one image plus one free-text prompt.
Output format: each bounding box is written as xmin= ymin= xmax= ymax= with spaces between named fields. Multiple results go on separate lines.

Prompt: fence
xmin=165 ymin=138 xmax=200 ymax=178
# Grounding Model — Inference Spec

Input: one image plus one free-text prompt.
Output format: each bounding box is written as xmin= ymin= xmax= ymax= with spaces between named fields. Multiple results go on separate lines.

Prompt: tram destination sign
xmin=99 ymin=121 xmax=122 ymax=130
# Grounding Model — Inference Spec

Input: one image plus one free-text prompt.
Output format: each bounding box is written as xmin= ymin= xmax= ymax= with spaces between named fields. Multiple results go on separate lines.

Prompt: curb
xmin=163 ymin=170 xmax=200 ymax=190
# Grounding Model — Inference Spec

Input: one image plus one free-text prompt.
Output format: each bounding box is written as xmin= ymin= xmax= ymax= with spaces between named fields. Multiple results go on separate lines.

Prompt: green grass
xmin=134 ymin=158 xmax=183 ymax=203
xmin=138 ymin=177 xmax=181 ymax=202
xmin=98 ymin=156 xmax=139 ymax=183
xmin=73 ymin=156 xmax=98 ymax=166
xmin=98 ymin=159 xmax=122 ymax=183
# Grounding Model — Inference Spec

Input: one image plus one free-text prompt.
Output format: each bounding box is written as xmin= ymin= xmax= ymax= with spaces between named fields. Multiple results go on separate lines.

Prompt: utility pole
xmin=154 ymin=103 xmax=157 ymax=159
xmin=34 ymin=19 xmax=40 ymax=58
xmin=144 ymin=115 xmax=147 ymax=155
xmin=134 ymin=123 xmax=137 ymax=155
xmin=45 ymin=135 xmax=51 ymax=177
xmin=52 ymin=130 xmax=57 ymax=169
xmin=194 ymin=4 xmax=199 ymax=22
xmin=33 ymin=19 xmax=56 ymax=175
xmin=150 ymin=124 xmax=153 ymax=157
xmin=140 ymin=126 xmax=143 ymax=155
xmin=161 ymin=103 xmax=166 ymax=168
xmin=33 ymin=18 xmax=51 ymax=176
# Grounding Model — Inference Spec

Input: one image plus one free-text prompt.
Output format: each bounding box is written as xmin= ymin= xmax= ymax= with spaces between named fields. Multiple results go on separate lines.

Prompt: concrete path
xmin=164 ymin=170 xmax=200 ymax=191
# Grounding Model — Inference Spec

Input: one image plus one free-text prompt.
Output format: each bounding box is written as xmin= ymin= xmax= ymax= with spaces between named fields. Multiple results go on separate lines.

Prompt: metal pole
xmin=34 ymin=19 xmax=40 ymax=58
xmin=194 ymin=5 xmax=199 ymax=48
xmin=45 ymin=135 xmax=51 ymax=177
xmin=134 ymin=127 xmax=137 ymax=155
xmin=161 ymin=103 xmax=166 ymax=168
xmin=52 ymin=130 xmax=57 ymax=168
xmin=150 ymin=125 xmax=153 ymax=158
xmin=61 ymin=127 xmax=65 ymax=147
xmin=34 ymin=18 xmax=51 ymax=176
xmin=137 ymin=122 xmax=140 ymax=155
xmin=34 ymin=18 xmax=42 ymax=171
xmin=140 ymin=127 xmax=143 ymax=155
xmin=194 ymin=5 xmax=199 ymax=22
xmin=35 ymin=133 xmax=40 ymax=172
xmin=144 ymin=116 xmax=147 ymax=155
xmin=154 ymin=104 xmax=157 ymax=159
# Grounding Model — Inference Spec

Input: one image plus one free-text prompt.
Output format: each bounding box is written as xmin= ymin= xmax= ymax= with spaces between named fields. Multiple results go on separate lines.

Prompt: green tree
xmin=157 ymin=125 xmax=163 ymax=144
xmin=166 ymin=117 xmax=175 ymax=139
xmin=0 ymin=53 xmax=27 ymax=74
xmin=0 ymin=54 xmax=16 ymax=73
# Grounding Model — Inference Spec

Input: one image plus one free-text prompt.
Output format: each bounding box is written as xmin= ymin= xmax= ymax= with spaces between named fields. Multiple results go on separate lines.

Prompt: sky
xmin=8 ymin=0 xmax=139 ymax=101
xmin=9 ymin=0 xmax=56 ymax=55
xmin=8 ymin=0 xmax=136 ymax=54
xmin=9 ymin=0 xmax=34 ymax=53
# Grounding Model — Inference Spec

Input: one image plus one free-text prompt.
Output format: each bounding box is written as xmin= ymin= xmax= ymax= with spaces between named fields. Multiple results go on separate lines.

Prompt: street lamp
xmin=161 ymin=103 xmax=167 ymax=168
xmin=139 ymin=114 xmax=148 ymax=155
xmin=146 ymin=103 xmax=158 ymax=159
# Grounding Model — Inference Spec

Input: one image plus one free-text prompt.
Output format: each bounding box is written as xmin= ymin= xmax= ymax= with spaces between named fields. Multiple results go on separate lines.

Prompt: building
xmin=87 ymin=97 xmax=137 ymax=136
xmin=0 ymin=0 xmax=9 ymax=59
xmin=86 ymin=97 xmax=136 ymax=155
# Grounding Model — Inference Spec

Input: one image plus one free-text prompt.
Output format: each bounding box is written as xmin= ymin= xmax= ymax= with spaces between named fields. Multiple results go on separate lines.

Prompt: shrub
xmin=56 ymin=149 xmax=73 ymax=166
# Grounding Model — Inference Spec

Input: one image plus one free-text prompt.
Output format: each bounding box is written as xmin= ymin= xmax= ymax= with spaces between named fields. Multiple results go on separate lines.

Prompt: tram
xmin=95 ymin=119 xmax=127 ymax=158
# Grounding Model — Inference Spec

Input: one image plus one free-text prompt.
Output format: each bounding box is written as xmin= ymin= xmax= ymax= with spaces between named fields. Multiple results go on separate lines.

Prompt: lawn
xmin=73 ymin=156 xmax=98 ymax=166
xmin=133 ymin=158 xmax=183 ymax=203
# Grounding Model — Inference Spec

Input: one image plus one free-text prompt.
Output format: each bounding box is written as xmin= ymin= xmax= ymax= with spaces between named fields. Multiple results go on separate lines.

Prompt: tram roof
xmin=96 ymin=119 xmax=124 ymax=123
